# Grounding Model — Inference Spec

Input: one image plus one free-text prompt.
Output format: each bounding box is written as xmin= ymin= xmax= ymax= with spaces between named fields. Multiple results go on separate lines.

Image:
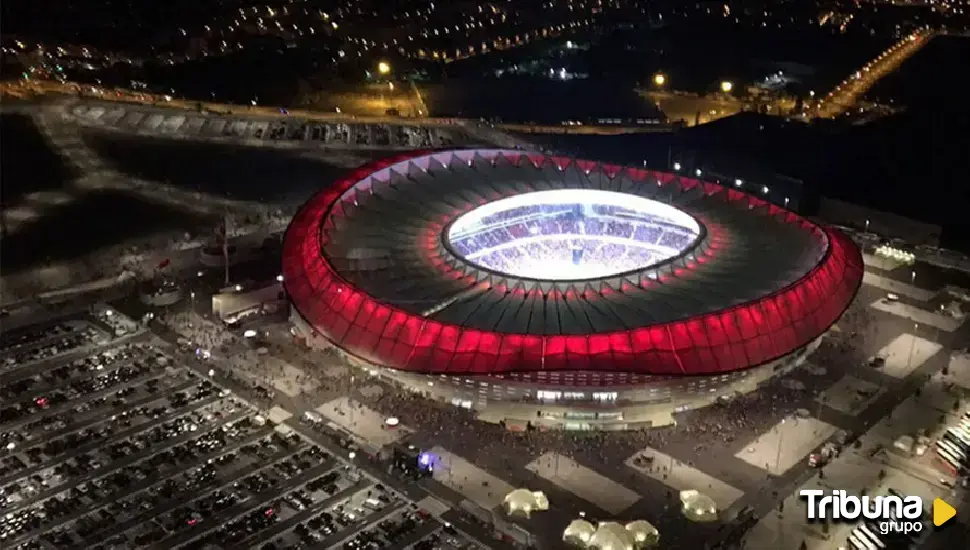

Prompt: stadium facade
xmin=283 ymin=149 xmax=864 ymax=429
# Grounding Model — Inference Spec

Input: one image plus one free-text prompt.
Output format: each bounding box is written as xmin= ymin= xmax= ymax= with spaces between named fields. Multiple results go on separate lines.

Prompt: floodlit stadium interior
xmin=446 ymin=189 xmax=702 ymax=281
xmin=284 ymin=149 xmax=863 ymax=430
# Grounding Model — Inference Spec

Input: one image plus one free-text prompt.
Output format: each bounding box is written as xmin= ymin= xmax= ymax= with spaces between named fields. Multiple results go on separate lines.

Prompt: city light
xmin=653 ymin=73 xmax=666 ymax=87
xmin=720 ymin=80 xmax=733 ymax=93
xmin=377 ymin=61 xmax=391 ymax=75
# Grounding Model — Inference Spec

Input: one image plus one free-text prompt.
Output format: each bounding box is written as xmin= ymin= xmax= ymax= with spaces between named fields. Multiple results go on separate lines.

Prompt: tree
xmin=799 ymin=541 xmax=809 ymax=550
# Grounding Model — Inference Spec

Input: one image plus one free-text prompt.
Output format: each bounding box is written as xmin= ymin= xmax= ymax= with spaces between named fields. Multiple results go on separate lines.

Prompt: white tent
xmin=625 ymin=520 xmax=660 ymax=547
xmin=563 ymin=519 xmax=597 ymax=547
xmin=680 ymin=489 xmax=718 ymax=522
xmin=588 ymin=522 xmax=636 ymax=550
xmin=563 ymin=518 xmax=661 ymax=549
xmin=502 ymin=488 xmax=549 ymax=518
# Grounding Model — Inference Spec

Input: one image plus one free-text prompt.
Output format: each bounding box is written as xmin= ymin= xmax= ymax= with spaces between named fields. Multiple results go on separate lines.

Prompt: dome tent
xmin=680 ymin=489 xmax=719 ymax=522
xmin=563 ymin=519 xmax=597 ymax=547
xmin=502 ymin=488 xmax=549 ymax=518
xmin=588 ymin=521 xmax=635 ymax=550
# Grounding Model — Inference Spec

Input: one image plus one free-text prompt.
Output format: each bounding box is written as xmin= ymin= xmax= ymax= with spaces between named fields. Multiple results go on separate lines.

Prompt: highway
xmin=816 ymin=29 xmax=934 ymax=119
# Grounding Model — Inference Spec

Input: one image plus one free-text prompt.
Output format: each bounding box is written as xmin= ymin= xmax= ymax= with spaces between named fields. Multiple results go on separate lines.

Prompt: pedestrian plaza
xmin=736 ymin=418 xmax=838 ymax=475
xmin=526 ymin=452 xmax=641 ymax=514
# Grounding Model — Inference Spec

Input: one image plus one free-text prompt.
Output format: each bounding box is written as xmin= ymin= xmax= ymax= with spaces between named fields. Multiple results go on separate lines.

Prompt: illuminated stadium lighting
xmin=446 ymin=189 xmax=701 ymax=281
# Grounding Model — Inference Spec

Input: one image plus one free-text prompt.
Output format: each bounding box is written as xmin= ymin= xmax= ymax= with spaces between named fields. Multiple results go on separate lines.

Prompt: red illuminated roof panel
xmin=283 ymin=150 xmax=863 ymax=376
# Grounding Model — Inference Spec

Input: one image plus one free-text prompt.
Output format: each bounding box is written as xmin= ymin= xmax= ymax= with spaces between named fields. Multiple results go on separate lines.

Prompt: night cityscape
xmin=2 ymin=1 xmax=970 ymax=550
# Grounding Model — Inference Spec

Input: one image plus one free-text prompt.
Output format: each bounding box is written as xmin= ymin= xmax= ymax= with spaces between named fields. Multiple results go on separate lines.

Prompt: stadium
xmin=282 ymin=149 xmax=864 ymax=429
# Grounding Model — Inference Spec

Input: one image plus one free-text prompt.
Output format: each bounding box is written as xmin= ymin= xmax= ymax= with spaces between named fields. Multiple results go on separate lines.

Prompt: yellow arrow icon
xmin=933 ymin=498 xmax=956 ymax=527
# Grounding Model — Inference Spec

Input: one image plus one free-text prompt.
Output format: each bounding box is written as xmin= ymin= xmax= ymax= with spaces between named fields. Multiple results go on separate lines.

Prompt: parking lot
xmin=0 ymin=311 xmax=446 ymax=550
xmin=410 ymin=527 xmax=490 ymax=550
xmin=2 ymin=319 xmax=109 ymax=376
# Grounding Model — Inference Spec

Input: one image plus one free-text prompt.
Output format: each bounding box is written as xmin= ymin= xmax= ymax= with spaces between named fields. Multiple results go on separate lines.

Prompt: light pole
xmin=190 ymin=291 xmax=195 ymax=311
xmin=864 ymin=219 xmax=870 ymax=233
xmin=774 ymin=419 xmax=786 ymax=474
xmin=910 ymin=270 xmax=916 ymax=285
xmin=906 ymin=323 xmax=919 ymax=371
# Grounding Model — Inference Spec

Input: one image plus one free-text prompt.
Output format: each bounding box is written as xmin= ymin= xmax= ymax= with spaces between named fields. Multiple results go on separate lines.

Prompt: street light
xmin=653 ymin=73 xmax=666 ymax=87
xmin=775 ymin=418 xmax=786 ymax=474
xmin=377 ymin=61 xmax=391 ymax=75
xmin=907 ymin=323 xmax=919 ymax=371
xmin=910 ymin=270 xmax=916 ymax=285
xmin=720 ymin=80 xmax=733 ymax=93
xmin=672 ymin=162 xmax=682 ymax=171
xmin=864 ymin=219 xmax=870 ymax=233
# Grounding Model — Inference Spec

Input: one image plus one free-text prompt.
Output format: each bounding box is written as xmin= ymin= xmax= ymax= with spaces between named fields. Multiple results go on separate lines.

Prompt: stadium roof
xmin=283 ymin=149 xmax=863 ymax=376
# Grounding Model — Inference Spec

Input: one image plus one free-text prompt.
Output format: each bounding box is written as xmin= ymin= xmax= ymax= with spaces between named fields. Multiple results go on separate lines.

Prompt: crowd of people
xmin=162 ymin=311 xmax=240 ymax=352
